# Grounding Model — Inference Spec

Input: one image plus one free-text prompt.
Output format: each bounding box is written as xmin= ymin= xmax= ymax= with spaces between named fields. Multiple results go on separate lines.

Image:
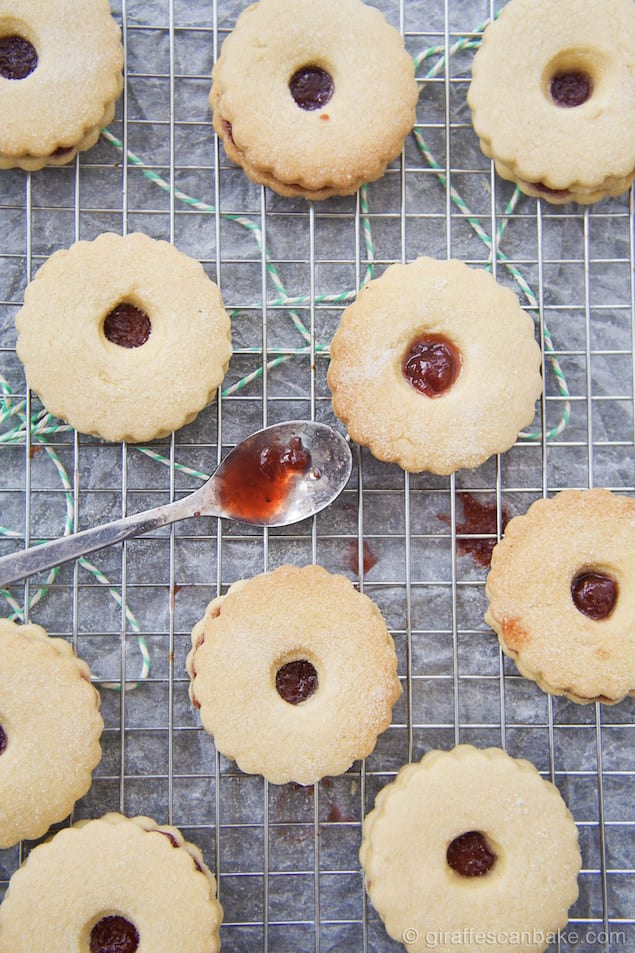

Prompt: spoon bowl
xmin=0 ymin=421 xmax=352 ymax=587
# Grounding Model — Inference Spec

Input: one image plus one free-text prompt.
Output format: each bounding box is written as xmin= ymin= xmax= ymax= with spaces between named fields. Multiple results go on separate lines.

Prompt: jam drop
xmin=403 ymin=335 xmax=461 ymax=398
xmin=103 ymin=303 xmax=151 ymax=349
xmin=276 ymin=659 xmax=318 ymax=704
xmin=550 ymin=71 xmax=592 ymax=108
xmin=0 ymin=35 xmax=38 ymax=80
xmin=216 ymin=435 xmax=313 ymax=523
xmin=438 ymin=493 xmax=511 ymax=569
xmin=289 ymin=66 xmax=334 ymax=111
xmin=571 ymin=571 xmax=618 ymax=620
xmin=0 ymin=725 xmax=7 ymax=755
xmin=447 ymin=831 xmax=497 ymax=878
xmin=345 ymin=539 xmax=379 ymax=576
xmin=90 ymin=916 xmax=139 ymax=953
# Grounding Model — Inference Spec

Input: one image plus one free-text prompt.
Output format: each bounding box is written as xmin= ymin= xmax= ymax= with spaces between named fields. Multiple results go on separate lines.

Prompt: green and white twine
xmin=0 ymin=21 xmax=572 ymax=686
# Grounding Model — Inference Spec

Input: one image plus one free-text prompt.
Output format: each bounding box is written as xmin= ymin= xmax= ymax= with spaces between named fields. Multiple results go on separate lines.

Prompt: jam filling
xmin=289 ymin=66 xmax=334 ymax=111
xmin=526 ymin=180 xmax=571 ymax=199
xmin=571 ymin=571 xmax=618 ymax=620
xmin=550 ymin=71 xmax=592 ymax=108
xmin=216 ymin=435 xmax=314 ymax=523
xmin=0 ymin=724 xmax=7 ymax=755
xmin=0 ymin=35 xmax=38 ymax=80
xmin=89 ymin=916 xmax=139 ymax=953
xmin=446 ymin=831 xmax=497 ymax=877
xmin=403 ymin=335 xmax=461 ymax=397
xmin=103 ymin=303 xmax=151 ymax=349
xmin=50 ymin=146 xmax=75 ymax=159
xmin=222 ymin=120 xmax=235 ymax=146
xmin=276 ymin=659 xmax=318 ymax=705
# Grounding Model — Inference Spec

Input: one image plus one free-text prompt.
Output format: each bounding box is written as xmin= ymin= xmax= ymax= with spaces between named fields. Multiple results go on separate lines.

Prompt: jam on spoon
xmin=216 ymin=435 xmax=313 ymax=523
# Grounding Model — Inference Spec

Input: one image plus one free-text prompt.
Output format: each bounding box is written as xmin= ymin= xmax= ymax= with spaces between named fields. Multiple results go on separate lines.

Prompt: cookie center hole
xmin=446 ymin=831 xmax=497 ymax=878
xmin=289 ymin=66 xmax=334 ymax=111
xmin=103 ymin=303 xmax=151 ymax=349
xmin=90 ymin=916 xmax=139 ymax=953
xmin=0 ymin=34 xmax=38 ymax=80
xmin=0 ymin=724 xmax=7 ymax=755
xmin=571 ymin=570 xmax=618 ymax=620
xmin=550 ymin=70 xmax=593 ymax=108
xmin=402 ymin=334 xmax=462 ymax=397
xmin=276 ymin=659 xmax=318 ymax=705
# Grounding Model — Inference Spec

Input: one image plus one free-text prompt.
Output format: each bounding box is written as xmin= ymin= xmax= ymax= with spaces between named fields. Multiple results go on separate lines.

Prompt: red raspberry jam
xmin=0 ymin=36 xmax=38 ymax=80
xmin=89 ymin=915 xmax=139 ymax=953
xmin=289 ymin=66 xmax=334 ymax=111
xmin=550 ymin=71 xmax=592 ymax=108
xmin=276 ymin=659 xmax=318 ymax=704
xmin=216 ymin=436 xmax=313 ymax=523
xmin=571 ymin=571 xmax=618 ymax=620
xmin=103 ymin=303 xmax=151 ymax=349
xmin=403 ymin=335 xmax=462 ymax=397
xmin=447 ymin=831 xmax=497 ymax=877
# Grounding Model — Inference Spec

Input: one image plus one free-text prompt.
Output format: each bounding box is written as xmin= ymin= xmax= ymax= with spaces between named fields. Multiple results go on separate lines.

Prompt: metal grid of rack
xmin=0 ymin=1 xmax=634 ymax=950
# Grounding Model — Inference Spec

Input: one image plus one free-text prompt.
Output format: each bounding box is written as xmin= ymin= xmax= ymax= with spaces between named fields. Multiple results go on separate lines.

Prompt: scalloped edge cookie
xmin=0 ymin=813 xmax=223 ymax=952
xmin=210 ymin=0 xmax=419 ymax=199
xmin=360 ymin=745 xmax=581 ymax=953
xmin=15 ymin=232 xmax=232 ymax=443
xmin=485 ymin=488 xmax=635 ymax=704
xmin=327 ymin=257 xmax=543 ymax=474
xmin=187 ymin=564 xmax=401 ymax=785
xmin=467 ymin=0 xmax=635 ymax=204
xmin=0 ymin=0 xmax=123 ymax=170
xmin=0 ymin=618 xmax=103 ymax=849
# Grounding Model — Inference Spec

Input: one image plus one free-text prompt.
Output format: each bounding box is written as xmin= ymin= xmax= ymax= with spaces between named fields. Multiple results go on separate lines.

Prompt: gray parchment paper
xmin=0 ymin=1 xmax=633 ymax=951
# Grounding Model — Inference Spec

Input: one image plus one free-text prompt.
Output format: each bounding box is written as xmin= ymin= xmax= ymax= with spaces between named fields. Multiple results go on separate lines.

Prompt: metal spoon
xmin=0 ymin=421 xmax=352 ymax=587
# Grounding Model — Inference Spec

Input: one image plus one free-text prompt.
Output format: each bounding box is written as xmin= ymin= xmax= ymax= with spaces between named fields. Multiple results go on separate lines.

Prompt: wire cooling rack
xmin=1 ymin=1 xmax=634 ymax=950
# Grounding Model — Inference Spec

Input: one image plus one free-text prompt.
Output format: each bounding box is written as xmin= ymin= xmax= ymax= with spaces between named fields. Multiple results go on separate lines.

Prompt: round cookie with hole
xmin=0 ymin=618 xmax=103 ymax=849
xmin=187 ymin=563 xmax=401 ymax=785
xmin=0 ymin=813 xmax=223 ymax=953
xmin=485 ymin=488 xmax=635 ymax=704
xmin=0 ymin=0 xmax=124 ymax=170
xmin=467 ymin=0 xmax=635 ymax=204
xmin=15 ymin=232 xmax=232 ymax=443
xmin=327 ymin=257 xmax=543 ymax=475
xmin=210 ymin=0 xmax=419 ymax=200
xmin=360 ymin=745 xmax=581 ymax=953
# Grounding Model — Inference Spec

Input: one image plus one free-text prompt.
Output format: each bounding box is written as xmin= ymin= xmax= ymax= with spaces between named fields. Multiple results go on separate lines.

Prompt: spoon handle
xmin=0 ymin=489 xmax=206 ymax=588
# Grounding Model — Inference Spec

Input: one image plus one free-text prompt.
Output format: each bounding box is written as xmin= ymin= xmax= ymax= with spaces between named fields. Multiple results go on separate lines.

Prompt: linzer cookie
xmin=327 ymin=257 xmax=542 ymax=475
xmin=0 ymin=0 xmax=124 ymax=171
xmin=467 ymin=0 xmax=635 ymax=204
xmin=210 ymin=0 xmax=419 ymax=200
xmin=485 ymin=488 xmax=635 ymax=704
xmin=360 ymin=745 xmax=581 ymax=953
xmin=0 ymin=813 xmax=223 ymax=953
xmin=15 ymin=232 xmax=232 ymax=443
xmin=187 ymin=564 xmax=401 ymax=785
xmin=0 ymin=619 xmax=103 ymax=849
